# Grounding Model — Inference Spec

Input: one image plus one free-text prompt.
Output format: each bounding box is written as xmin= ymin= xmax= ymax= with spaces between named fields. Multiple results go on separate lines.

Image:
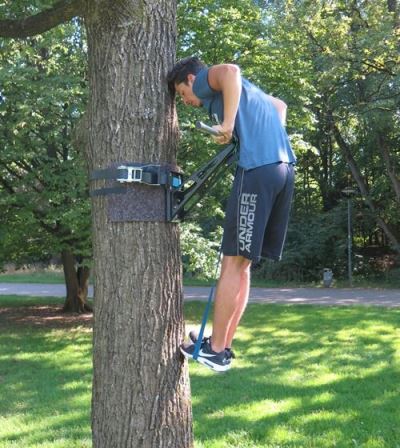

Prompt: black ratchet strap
xmin=90 ymin=164 xmax=182 ymax=197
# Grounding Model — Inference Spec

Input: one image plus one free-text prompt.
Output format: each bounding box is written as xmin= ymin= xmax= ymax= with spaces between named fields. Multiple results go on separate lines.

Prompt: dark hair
xmin=167 ymin=56 xmax=206 ymax=94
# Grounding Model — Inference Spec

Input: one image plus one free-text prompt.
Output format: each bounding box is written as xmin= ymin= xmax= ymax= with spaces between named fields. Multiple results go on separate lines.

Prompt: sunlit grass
xmin=185 ymin=303 xmax=400 ymax=448
xmin=1 ymin=298 xmax=399 ymax=447
xmin=1 ymin=270 xmax=399 ymax=288
xmin=0 ymin=325 xmax=92 ymax=448
xmin=0 ymin=271 xmax=65 ymax=284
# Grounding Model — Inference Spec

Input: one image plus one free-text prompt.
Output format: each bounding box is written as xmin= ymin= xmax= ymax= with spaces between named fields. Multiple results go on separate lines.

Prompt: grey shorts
xmin=222 ymin=162 xmax=295 ymax=262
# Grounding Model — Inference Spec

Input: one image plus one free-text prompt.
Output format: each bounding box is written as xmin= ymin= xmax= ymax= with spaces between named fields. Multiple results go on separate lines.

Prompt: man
xmin=167 ymin=56 xmax=296 ymax=372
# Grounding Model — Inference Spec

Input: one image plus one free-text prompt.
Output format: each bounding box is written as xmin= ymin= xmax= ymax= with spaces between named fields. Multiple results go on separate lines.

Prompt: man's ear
xmin=187 ymin=73 xmax=196 ymax=85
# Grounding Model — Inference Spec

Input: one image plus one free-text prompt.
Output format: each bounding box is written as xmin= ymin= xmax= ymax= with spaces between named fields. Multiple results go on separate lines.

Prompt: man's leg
xmin=210 ymin=255 xmax=252 ymax=353
xmin=224 ymin=263 xmax=251 ymax=349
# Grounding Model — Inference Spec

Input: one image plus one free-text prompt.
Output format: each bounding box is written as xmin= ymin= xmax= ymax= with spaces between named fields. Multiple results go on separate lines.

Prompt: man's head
xmin=167 ymin=56 xmax=206 ymax=107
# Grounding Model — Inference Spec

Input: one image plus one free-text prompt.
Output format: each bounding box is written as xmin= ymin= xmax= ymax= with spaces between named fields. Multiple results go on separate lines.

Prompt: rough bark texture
xmin=0 ymin=1 xmax=192 ymax=444
xmin=85 ymin=1 xmax=193 ymax=447
xmin=61 ymin=250 xmax=92 ymax=313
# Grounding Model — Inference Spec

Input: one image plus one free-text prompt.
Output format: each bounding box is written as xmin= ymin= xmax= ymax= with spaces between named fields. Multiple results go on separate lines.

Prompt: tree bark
xmin=61 ymin=249 xmax=92 ymax=313
xmin=85 ymin=1 xmax=193 ymax=447
xmin=0 ymin=1 xmax=193 ymax=445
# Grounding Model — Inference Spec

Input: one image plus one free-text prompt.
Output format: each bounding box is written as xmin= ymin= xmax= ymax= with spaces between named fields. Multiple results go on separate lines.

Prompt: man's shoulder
xmin=193 ymin=67 xmax=218 ymax=99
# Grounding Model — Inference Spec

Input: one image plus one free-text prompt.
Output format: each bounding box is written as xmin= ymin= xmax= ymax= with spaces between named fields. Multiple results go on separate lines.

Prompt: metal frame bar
xmin=166 ymin=140 xmax=238 ymax=221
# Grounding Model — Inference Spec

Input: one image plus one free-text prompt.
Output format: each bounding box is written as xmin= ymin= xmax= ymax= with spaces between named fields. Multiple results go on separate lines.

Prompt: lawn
xmin=1 ymin=270 xmax=400 ymax=289
xmin=0 ymin=296 xmax=399 ymax=447
xmin=0 ymin=271 xmax=66 ymax=284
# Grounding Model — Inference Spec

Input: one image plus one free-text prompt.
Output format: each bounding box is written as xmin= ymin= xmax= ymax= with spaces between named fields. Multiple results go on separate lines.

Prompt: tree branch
xmin=378 ymin=133 xmax=400 ymax=204
xmin=0 ymin=0 xmax=83 ymax=38
xmin=332 ymin=122 xmax=400 ymax=253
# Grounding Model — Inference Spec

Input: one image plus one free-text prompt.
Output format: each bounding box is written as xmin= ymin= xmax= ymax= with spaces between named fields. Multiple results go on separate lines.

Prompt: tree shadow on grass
xmin=187 ymin=303 xmax=400 ymax=447
xmin=0 ymin=302 xmax=93 ymax=330
xmin=0 ymin=302 xmax=188 ymax=448
xmin=0 ymin=326 xmax=92 ymax=447
xmin=1 ymin=301 xmax=399 ymax=447
xmin=192 ymin=369 xmax=400 ymax=447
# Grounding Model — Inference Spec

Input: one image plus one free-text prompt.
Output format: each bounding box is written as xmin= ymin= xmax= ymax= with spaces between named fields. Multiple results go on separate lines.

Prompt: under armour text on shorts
xmin=222 ymin=162 xmax=295 ymax=262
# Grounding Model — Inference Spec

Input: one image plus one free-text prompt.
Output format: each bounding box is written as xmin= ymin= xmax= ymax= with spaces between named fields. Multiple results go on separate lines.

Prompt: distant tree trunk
xmin=378 ymin=133 xmax=400 ymax=203
xmin=85 ymin=1 xmax=193 ymax=447
xmin=61 ymin=249 xmax=92 ymax=313
xmin=388 ymin=0 xmax=399 ymax=16
xmin=333 ymin=123 xmax=400 ymax=253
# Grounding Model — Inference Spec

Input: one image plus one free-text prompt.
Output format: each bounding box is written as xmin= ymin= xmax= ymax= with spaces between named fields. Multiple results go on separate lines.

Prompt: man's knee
xmin=222 ymin=255 xmax=252 ymax=274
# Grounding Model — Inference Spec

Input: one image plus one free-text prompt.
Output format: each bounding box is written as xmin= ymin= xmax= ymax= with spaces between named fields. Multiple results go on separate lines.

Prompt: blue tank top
xmin=193 ymin=68 xmax=296 ymax=170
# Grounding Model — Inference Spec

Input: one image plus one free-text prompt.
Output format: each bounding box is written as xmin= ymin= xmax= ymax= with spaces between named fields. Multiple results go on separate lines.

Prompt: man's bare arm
xmin=207 ymin=64 xmax=242 ymax=143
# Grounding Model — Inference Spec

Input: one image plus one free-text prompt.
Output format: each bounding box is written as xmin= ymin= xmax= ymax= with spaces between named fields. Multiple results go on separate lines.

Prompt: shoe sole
xmin=196 ymin=356 xmax=231 ymax=372
xmin=180 ymin=346 xmax=194 ymax=360
xmin=180 ymin=346 xmax=231 ymax=373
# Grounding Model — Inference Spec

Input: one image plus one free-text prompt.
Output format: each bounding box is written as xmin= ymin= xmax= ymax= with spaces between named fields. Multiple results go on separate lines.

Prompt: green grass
xmin=0 ymin=294 xmax=64 ymax=307
xmin=0 ymin=271 xmax=307 ymax=287
xmin=0 ymin=271 xmax=65 ymax=284
xmin=182 ymin=277 xmax=317 ymax=288
xmin=1 ymin=296 xmax=400 ymax=447
xmin=1 ymin=270 xmax=399 ymax=289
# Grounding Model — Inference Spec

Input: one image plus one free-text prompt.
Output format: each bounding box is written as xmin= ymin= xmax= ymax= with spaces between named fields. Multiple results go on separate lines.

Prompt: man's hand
xmin=212 ymin=124 xmax=233 ymax=145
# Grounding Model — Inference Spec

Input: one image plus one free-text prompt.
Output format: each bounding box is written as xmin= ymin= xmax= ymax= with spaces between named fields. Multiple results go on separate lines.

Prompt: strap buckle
xmin=116 ymin=165 xmax=143 ymax=183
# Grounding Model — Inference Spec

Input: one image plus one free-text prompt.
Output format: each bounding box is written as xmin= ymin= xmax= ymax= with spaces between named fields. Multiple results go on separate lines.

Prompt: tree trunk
xmin=378 ymin=133 xmax=400 ymax=204
xmin=61 ymin=249 xmax=92 ymax=313
xmin=333 ymin=124 xmax=400 ymax=253
xmin=85 ymin=1 xmax=193 ymax=447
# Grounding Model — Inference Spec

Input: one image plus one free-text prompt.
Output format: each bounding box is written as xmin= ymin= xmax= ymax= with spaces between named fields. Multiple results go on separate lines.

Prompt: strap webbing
xmin=193 ymin=245 xmax=223 ymax=360
xmin=90 ymin=163 xmax=183 ymax=198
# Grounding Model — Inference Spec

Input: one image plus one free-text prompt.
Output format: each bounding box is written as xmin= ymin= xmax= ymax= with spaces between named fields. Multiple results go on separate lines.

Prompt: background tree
xmin=2 ymin=0 xmax=399 ymax=286
xmin=0 ymin=6 xmax=91 ymax=312
xmin=175 ymin=0 xmax=399 ymax=282
xmin=0 ymin=1 xmax=193 ymax=447
xmin=274 ymin=0 xmax=400 ymax=249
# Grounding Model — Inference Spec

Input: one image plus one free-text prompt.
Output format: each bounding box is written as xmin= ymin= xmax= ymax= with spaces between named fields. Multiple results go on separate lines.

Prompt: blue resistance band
xmin=193 ymin=246 xmax=223 ymax=360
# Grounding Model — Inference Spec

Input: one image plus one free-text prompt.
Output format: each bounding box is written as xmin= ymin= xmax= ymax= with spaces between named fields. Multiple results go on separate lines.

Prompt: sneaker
xmin=189 ymin=330 xmax=210 ymax=345
xmin=189 ymin=330 xmax=236 ymax=359
xmin=225 ymin=348 xmax=235 ymax=360
xmin=180 ymin=338 xmax=231 ymax=372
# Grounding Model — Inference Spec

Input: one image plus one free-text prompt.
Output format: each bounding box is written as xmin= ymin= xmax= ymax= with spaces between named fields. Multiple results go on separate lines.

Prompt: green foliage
xmin=271 ymin=0 xmax=400 ymax=223
xmin=177 ymin=0 xmax=264 ymax=64
xmin=180 ymin=222 xmax=223 ymax=279
xmin=0 ymin=17 xmax=90 ymax=267
xmin=177 ymin=0 xmax=400 ymax=279
xmin=254 ymin=202 xmax=349 ymax=282
xmin=1 ymin=0 xmax=399 ymax=279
